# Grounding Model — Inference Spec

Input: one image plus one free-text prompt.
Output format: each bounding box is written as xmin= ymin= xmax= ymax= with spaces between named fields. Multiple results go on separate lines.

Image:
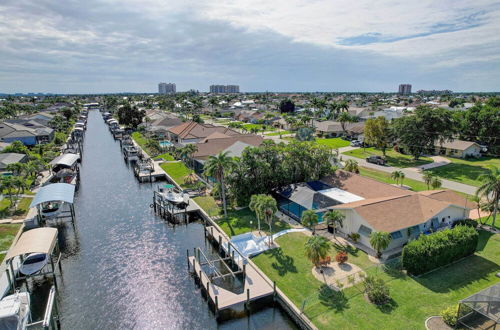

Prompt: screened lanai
xmin=458 ymin=283 xmax=500 ymax=329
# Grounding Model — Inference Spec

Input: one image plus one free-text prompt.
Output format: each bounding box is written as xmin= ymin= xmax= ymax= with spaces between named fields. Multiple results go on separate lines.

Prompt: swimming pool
xmin=159 ymin=140 xmax=172 ymax=148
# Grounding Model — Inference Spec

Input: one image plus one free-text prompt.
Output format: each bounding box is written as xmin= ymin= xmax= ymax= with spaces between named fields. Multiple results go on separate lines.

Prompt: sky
xmin=1 ymin=0 xmax=499 ymax=93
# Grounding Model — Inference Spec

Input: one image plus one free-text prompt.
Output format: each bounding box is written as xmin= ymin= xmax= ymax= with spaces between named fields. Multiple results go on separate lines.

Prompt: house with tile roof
xmin=167 ymin=121 xmax=240 ymax=145
xmin=434 ymin=139 xmax=482 ymax=158
xmin=275 ymin=170 xmax=471 ymax=255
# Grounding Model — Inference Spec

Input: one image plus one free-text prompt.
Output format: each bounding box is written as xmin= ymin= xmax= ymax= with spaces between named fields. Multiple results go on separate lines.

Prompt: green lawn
xmin=427 ymin=157 xmax=500 ymax=187
xmin=216 ymin=208 xmax=291 ymax=237
xmin=131 ymin=132 xmax=150 ymax=155
xmin=253 ymin=231 xmax=499 ymax=330
xmin=265 ymin=130 xmax=292 ymax=136
xmin=242 ymin=123 xmax=275 ymax=132
xmin=159 ymin=162 xmax=191 ymax=187
xmin=316 ymin=138 xmax=350 ymax=149
xmin=193 ymin=196 xmax=221 ymax=217
xmin=154 ymin=153 xmax=174 ymax=161
xmin=0 ymin=197 xmax=33 ymax=219
xmin=0 ymin=224 xmax=21 ymax=263
xmin=358 ymin=167 xmax=429 ymax=191
xmin=478 ymin=216 xmax=499 ymax=230
xmin=343 ymin=148 xmax=433 ymax=168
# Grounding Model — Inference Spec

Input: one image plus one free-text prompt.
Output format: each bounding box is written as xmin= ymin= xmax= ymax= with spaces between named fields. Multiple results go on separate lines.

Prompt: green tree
xmin=304 ymin=236 xmax=331 ymax=268
xmin=249 ymin=194 xmax=265 ymax=233
xmin=369 ymin=231 xmax=391 ymax=258
xmin=203 ymin=151 xmax=235 ymax=218
xmin=343 ymin=159 xmax=359 ymax=173
xmin=323 ymin=210 xmax=345 ymax=239
xmin=279 ymin=99 xmax=295 ymax=113
xmin=431 ymin=176 xmax=442 ymax=189
xmin=338 ymin=112 xmax=354 ymax=135
xmin=364 ymin=117 xmax=391 ymax=156
xmin=391 ymin=170 xmax=405 ymax=186
xmin=301 ymin=210 xmax=319 ymax=235
xmin=117 ymin=103 xmax=145 ymax=128
xmin=256 ymin=195 xmax=277 ymax=245
xmin=422 ymin=171 xmax=434 ymax=189
xmin=476 ymin=166 xmax=500 ymax=228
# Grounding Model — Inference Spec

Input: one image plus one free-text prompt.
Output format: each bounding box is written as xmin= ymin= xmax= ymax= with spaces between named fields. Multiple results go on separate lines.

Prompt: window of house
xmin=390 ymin=231 xmax=403 ymax=239
xmin=358 ymin=225 xmax=372 ymax=237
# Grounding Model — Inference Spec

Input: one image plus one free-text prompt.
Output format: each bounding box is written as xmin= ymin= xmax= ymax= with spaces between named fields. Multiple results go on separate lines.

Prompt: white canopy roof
xmin=30 ymin=183 xmax=75 ymax=208
xmin=319 ymin=188 xmax=365 ymax=204
xmin=49 ymin=153 xmax=79 ymax=168
xmin=5 ymin=228 xmax=58 ymax=261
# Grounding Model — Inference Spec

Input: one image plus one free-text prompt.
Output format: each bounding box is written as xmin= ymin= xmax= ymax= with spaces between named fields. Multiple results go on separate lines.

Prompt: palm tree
xmin=391 ymin=170 xmax=405 ymax=186
xmin=304 ymin=236 xmax=331 ymax=268
xmin=323 ymin=210 xmax=345 ymax=239
xmin=301 ymin=210 xmax=319 ymax=235
xmin=431 ymin=176 xmax=442 ymax=189
xmin=203 ymin=151 xmax=235 ymax=218
xmin=338 ymin=112 xmax=353 ymax=135
xmin=183 ymin=143 xmax=198 ymax=168
xmin=249 ymin=194 xmax=265 ymax=233
xmin=256 ymin=195 xmax=277 ymax=245
xmin=369 ymin=231 xmax=391 ymax=258
xmin=476 ymin=166 xmax=500 ymax=228
xmin=422 ymin=171 xmax=434 ymax=189
xmin=344 ymin=159 xmax=359 ymax=173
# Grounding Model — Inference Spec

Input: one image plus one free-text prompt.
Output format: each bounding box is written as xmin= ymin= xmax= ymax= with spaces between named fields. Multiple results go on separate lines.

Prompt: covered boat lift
xmin=49 ymin=153 xmax=80 ymax=172
xmin=30 ymin=183 xmax=76 ymax=225
xmin=458 ymin=283 xmax=500 ymax=329
xmin=4 ymin=228 xmax=62 ymax=329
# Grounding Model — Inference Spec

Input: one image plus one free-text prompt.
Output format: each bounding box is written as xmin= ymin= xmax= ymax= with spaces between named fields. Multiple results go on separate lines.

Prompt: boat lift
xmin=30 ymin=183 xmax=76 ymax=226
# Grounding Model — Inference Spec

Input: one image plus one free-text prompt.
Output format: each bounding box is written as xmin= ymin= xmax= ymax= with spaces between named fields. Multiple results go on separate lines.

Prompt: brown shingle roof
xmin=417 ymin=190 xmax=472 ymax=209
xmin=333 ymin=194 xmax=452 ymax=232
xmin=433 ymin=139 xmax=479 ymax=150
xmin=321 ymin=171 xmax=411 ymax=199
xmin=194 ymin=134 xmax=263 ymax=159
xmin=169 ymin=121 xmax=240 ymax=140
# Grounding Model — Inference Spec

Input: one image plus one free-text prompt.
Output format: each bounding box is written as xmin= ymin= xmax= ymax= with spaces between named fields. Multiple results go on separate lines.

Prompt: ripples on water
xmin=30 ymin=110 xmax=296 ymax=330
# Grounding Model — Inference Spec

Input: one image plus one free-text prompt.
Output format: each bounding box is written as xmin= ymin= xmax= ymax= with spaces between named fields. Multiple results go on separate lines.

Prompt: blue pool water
xmin=159 ymin=140 xmax=172 ymax=148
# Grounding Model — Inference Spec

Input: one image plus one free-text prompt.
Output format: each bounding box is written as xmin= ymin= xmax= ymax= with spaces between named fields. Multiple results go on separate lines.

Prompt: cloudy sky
xmin=1 ymin=0 xmax=499 ymax=93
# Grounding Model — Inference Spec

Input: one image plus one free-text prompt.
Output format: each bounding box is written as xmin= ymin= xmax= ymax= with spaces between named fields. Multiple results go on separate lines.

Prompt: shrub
xmin=440 ymin=304 xmax=472 ymax=327
xmin=452 ymin=218 xmax=478 ymax=229
xmin=335 ymin=251 xmax=348 ymax=264
xmin=363 ymin=275 xmax=390 ymax=305
xmin=348 ymin=233 xmax=360 ymax=242
xmin=402 ymin=225 xmax=478 ymax=275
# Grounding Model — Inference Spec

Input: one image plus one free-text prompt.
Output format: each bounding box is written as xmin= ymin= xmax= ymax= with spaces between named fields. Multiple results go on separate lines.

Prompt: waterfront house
xmin=275 ymin=170 xmax=471 ymax=255
xmin=144 ymin=115 xmax=183 ymax=139
xmin=0 ymin=153 xmax=28 ymax=173
xmin=0 ymin=122 xmax=54 ymax=145
xmin=167 ymin=121 xmax=240 ymax=145
xmin=313 ymin=120 xmax=365 ymax=139
xmin=433 ymin=139 xmax=482 ymax=158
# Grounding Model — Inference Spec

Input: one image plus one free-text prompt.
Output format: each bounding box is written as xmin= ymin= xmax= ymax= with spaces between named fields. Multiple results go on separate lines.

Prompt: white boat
xmin=40 ymin=202 xmax=63 ymax=219
xmin=19 ymin=253 xmax=48 ymax=276
xmin=0 ymin=292 xmax=31 ymax=330
xmin=161 ymin=191 xmax=185 ymax=204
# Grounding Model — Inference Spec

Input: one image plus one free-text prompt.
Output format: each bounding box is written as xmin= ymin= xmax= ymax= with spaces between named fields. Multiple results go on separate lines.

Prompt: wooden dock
xmin=188 ymin=226 xmax=274 ymax=312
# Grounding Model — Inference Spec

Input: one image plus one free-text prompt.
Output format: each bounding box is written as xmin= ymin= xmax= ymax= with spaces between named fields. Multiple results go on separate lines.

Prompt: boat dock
xmin=134 ymin=160 xmax=166 ymax=182
xmin=188 ymin=225 xmax=274 ymax=314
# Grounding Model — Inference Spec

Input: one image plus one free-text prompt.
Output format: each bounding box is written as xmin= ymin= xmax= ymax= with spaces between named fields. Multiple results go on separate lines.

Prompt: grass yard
xmin=216 ymin=208 xmax=291 ymax=237
xmin=0 ymin=224 xmax=21 ymax=263
xmin=241 ymin=123 xmax=275 ymax=132
xmin=358 ymin=167 xmax=429 ymax=191
xmin=0 ymin=197 xmax=33 ymax=219
xmin=343 ymin=148 xmax=433 ymax=168
xmin=193 ymin=196 xmax=221 ymax=217
xmin=478 ymin=216 xmax=499 ymax=231
xmin=316 ymin=138 xmax=350 ymax=149
xmin=427 ymin=157 xmax=500 ymax=187
xmin=131 ymin=132 xmax=151 ymax=155
xmin=265 ymin=130 xmax=292 ymax=136
xmin=159 ymin=162 xmax=191 ymax=187
xmin=154 ymin=153 xmax=174 ymax=161
xmin=253 ymin=231 xmax=499 ymax=330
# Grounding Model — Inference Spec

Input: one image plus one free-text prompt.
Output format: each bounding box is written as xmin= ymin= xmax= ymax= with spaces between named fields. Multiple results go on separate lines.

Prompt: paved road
xmin=338 ymin=147 xmax=477 ymax=195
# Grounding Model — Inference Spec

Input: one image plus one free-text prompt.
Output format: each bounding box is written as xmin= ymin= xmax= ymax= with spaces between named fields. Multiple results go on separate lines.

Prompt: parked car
xmin=366 ymin=155 xmax=386 ymax=165
xmin=350 ymin=140 xmax=362 ymax=147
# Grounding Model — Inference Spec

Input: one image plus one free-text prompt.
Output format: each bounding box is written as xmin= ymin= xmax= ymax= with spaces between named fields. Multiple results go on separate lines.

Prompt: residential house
xmin=167 ymin=121 xmax=240 ymax=145
xmin=0 ymin=153 xmax=28 ymax=173
xmin=234 ymin=109 xmax=265 ymax=123
xmin=434 ymin=140 xmax=482 ymax=158
xmin=276 ymin=170 xmax=471 ymax=255
xmin=144 ymin=114 xmax=183 ymax=139
xmin=313 ymin=120 xmax=365 ymax=139
xmin=0 ymin=122 xmax=54 ymax=145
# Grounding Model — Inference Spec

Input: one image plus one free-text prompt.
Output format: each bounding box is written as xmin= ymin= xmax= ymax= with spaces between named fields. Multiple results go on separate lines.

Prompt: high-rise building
xmin=209 ymin=84 xmax=240 ymax=94
xmin=158 ymin=82 xmax=176 ymax=94
xmin=398 ymin=84 xmax=412 ymax=95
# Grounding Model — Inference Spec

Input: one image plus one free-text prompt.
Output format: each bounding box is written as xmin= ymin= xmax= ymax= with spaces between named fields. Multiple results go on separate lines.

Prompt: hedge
xmin=402 ymin=225 xmax=478 ymax=275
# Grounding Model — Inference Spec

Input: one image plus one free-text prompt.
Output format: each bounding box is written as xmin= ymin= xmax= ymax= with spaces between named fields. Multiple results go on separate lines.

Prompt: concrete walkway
xmin=339 ymin=150 xmax=477 ymax=195
xmin=415 ymin=156 xmax=450 ymax=170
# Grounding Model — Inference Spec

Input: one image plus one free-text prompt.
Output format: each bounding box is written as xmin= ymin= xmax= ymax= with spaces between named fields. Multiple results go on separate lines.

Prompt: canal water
xmin=34 ymin=110 xmax=296 ymax=329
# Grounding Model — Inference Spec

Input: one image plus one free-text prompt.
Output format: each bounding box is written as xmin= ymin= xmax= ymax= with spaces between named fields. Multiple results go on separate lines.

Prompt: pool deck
xmin=190 ymin=226 xmax=274 ymax=310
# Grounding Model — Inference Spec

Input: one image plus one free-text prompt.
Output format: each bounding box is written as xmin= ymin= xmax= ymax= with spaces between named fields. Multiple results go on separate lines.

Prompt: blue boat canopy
xmin=30 ymin=183 xmax=76 ymax=208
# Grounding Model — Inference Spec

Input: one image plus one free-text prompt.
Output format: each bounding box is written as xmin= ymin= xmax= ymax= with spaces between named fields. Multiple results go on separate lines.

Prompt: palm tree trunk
xmin=492 ymin=193 xmax=498 ymax=228
xmin=220 ymin=171 xmax=228 ymax=218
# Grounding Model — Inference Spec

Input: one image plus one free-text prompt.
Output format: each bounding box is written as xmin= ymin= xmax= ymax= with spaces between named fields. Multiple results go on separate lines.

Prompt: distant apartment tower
xmin=398 ymin=84 xmax=412 ymax=95
xmin=158 ymin=82 xmax=176 ymax=94
xmin=209 ymin=84 xmax=240 ymax=94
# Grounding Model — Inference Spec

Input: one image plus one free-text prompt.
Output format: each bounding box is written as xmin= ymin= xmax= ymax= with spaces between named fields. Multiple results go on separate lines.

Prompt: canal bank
xmin=38 ymin=109 xmax=296 ymax=329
